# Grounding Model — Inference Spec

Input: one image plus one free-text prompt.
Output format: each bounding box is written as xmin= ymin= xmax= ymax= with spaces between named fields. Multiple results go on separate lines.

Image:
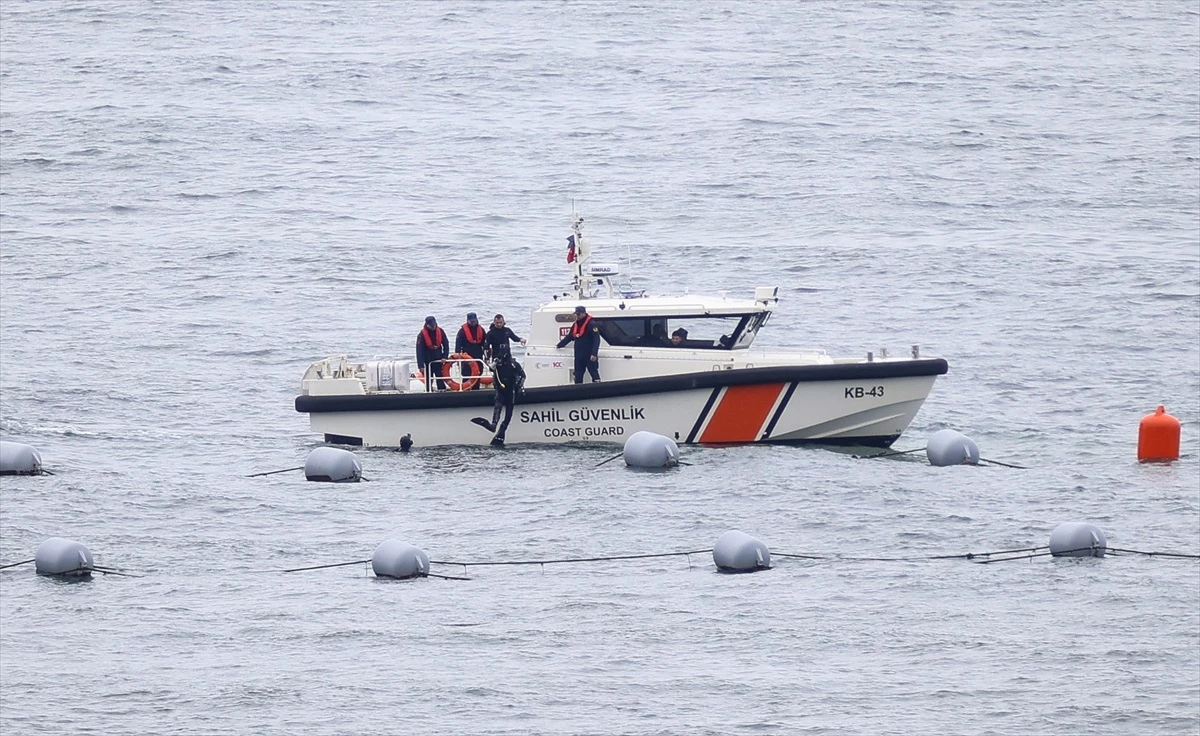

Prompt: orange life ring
xmin=440 ymin=353 xmax=481 ymax=391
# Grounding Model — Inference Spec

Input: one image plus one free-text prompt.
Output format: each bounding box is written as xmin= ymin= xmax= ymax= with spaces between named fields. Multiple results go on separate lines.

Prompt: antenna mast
xmin=569 ymin=209 xmax=593 ymax=299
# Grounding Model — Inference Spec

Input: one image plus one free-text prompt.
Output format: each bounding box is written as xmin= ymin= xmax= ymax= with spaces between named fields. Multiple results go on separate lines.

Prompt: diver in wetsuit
xmin=470 ymin=352 xmax=525 ymax=446
xmin=485 ymin=313 xmax=525 ymax=361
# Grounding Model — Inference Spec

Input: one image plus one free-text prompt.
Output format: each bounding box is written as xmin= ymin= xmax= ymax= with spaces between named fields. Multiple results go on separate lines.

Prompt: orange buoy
xmin=1138 ymin=405 xmax=1180 ymax=462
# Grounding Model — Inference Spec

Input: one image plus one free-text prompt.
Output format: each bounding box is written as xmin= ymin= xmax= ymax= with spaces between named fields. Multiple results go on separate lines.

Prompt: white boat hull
xmin=297 ymin=362 xmax=946 ymax=449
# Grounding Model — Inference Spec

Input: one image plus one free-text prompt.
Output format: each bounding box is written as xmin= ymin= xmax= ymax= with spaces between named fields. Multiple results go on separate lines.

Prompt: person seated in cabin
xmin=415 ymin=316 xmax=449 ymax=388
xmin=636 ymin=323 xmax=671 ymax=347
xmin=671 ymin=327 xmax=689 ymax=347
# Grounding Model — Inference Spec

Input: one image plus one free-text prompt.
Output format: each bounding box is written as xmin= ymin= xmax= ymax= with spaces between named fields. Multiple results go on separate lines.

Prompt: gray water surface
xmin=1 ymin=2 xmax=1198 ymax=734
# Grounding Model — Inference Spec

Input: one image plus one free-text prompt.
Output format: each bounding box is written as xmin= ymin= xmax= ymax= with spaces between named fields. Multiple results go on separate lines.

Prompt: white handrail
xmin=426 ymin=357 xmax=492 ymax=392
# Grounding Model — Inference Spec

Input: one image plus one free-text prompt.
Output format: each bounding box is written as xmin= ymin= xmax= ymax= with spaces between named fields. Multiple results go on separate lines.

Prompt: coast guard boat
xmin=295 ymin=213 xmax=948 ymax=448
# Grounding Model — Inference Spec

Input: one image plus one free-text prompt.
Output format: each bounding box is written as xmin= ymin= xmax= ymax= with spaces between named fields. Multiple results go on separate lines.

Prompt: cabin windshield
xmin=594 ymin=313 xmax=767 ymax=350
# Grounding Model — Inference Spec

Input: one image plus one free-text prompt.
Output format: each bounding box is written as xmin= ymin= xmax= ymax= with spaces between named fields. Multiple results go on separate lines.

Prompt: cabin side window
xmin=594 ymin=314 xmax=761 ymax=350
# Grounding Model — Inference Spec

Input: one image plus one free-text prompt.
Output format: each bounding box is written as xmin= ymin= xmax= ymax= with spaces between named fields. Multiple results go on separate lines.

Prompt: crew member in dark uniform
xmin=470 ymin=351 xmax=525 ymax=446
xmin=455 ymin=312 xmax=487 ymax=360
xmin=455 ymin=312 xmax=488 ymax=389
xmin=415 ymin=316 xmax=448 ymax=387
xmin=485 ymin=313 xmax=525 ymax=361
xmin=556 ymin=305 xmax=601 ymax=383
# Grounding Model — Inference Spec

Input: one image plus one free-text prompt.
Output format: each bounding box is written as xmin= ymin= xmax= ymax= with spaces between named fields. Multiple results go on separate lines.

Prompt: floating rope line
xmin=775 ymin=546 xmax=1053 ymax=562
xmin=11 ymin=544 xmax=1198 ymax=581
xmin=851 ymin=447 xmax=1027 ymax=468
xmin=431 ymin=550 xmax=712 ymax=568
xmin=91 ymin=566 xmax=143 ymax=578
xmin=1107 ymin=547 xmax=1200 ymax=559
xmin=280 ymin=558 xmax=471 ymax=580
xmin=282 ymin=559 xmax=371 ymax=573
xmin=245 ymin=466 xmax=305 ymax=478
xmin=979 ymin=457 xmax=1027 ymax=469
xmin=976 ymin=550 xmax=1068 ymax=564
xmin=975 ymin=546 xmax=1105 ymax=564
xmin=852 ymin=447 xmax=925 ymax=460
xmin=430 ymin=542 xmax=1200 ymax=570
xmin=594 ymin=453 xmax=624 ymax=468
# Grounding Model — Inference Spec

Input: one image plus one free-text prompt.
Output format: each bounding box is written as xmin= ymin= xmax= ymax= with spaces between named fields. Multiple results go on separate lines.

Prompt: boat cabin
xmin=528 ymin=292 xmax=777 ymax=351
xmin=522 ymin=287 xmax=782 ymax=388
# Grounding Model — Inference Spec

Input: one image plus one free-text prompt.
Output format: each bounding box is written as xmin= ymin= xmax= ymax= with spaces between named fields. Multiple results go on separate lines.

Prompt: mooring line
xmin=594 ymin=452 xmax=624 ymax=468
xmin=774 ymin=546 xmax=1052 ymax=562
xmin=852 ymin=447 xmax=925 ymax=460
xmin=8 ymin=543 xmax=1195 ymax=581
xmin=978 ymin=457 xmax=1027 ymax=469
xmin=282 ymin=559 xmax=372 ymax=573
xmin=430 ymin=550 xmax=712 ymax=567
xmin=245 ymin=466 xmax=305 ymax=478
xmin=1107 ymin=547 xmax=1200 ymax=559
xmin=280 ymin=560 xmax=472 ymax=580
xmin=974 ymin=550 xmax=1102 ymax=564
xmin=973 ymin=546 xmax=1099 ymax=564
xmin=93 ymin=567 xmax=143 ymax=578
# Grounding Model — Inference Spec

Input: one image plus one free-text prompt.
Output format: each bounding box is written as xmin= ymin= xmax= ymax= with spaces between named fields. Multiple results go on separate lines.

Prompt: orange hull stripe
xmin=699 ymin=383 xmax=786 ymax=443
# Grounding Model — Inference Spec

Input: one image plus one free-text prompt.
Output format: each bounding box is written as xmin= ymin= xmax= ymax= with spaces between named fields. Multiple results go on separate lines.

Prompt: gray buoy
xmin=712 ymin=530 xmax=771 ymax=573
xmin=1049 ymin=522 xmax=1107 ymax=558
xmin=925 ymin=429 xmax=980 ymax=467
xmin=623 ymin=431 xmax=680 ymax=468
xmin=304 ymin=447 xmax=362 ymax=483
xmin=35 ymin=537 xmax=93 ymax=577
xmin=0 ymin=440 xmax=43 ymax=476
xmin=371 ymin=540 xmax=429 ymax=579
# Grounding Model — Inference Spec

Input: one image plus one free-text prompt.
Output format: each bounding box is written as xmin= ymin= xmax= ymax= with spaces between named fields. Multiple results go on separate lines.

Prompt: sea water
xmin=1 ymin=2 xmax=1197 ymax=734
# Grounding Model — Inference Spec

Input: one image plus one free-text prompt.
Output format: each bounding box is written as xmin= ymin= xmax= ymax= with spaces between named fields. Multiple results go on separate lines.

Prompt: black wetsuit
xmin=556 ymin=315 xmax=601 ymax=383
xmin=485 ymin=325 xmax=524 ymax=361
xmin=470 ymin=354 xmax=525 ymax=445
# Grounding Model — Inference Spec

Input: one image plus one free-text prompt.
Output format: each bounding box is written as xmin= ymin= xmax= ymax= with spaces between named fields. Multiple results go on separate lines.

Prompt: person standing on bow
xmin=556 ymin=305 xmax=601 ymax=383
xmin=415 ymin=316 xmax=449 ymax=388
xmin=485 ymin=313 xmax=526 ymax=361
